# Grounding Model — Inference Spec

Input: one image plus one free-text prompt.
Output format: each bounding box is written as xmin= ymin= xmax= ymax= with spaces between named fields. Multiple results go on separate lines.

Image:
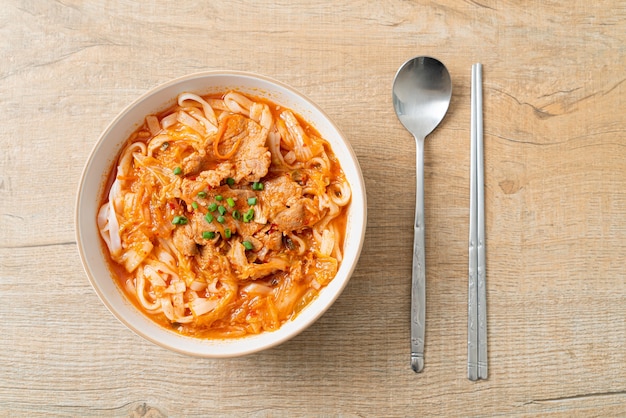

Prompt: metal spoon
xmin=392 ymin=56 xmax=452 ymax=373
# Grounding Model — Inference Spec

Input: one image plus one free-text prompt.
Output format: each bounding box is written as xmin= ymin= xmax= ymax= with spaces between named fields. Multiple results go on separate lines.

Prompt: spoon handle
xmin=411 ymin=135 xmax=426 ymax=373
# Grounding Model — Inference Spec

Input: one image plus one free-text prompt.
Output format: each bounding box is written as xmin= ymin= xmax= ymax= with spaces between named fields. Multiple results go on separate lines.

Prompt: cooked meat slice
xmin=259 ymin=229 xmax=283 ymax=251
xmin=189 ymin=210 xmax=219 ymax=244
xmin=233 ymin=125 xmax=271 ymax=183
xmin=261 ymin=176 xmax=303 ymax=215
xmin=226 ymin=241 xmax=289 ymax=281
xmin=240 ymin=235 xmax=263 ymax=252
xmin=180 ymin=178 xmax=206 ymax=201
xmin=195 ymin=241 xmax=227 ymax=274
xmin=237 ymin=219 xmax=264 ymax=238
xmin=196 ymin=162 xmax=234 ymax=188
xmin=172 ymin=224 xmax=198 ymax=256
xmin=182 ymin=153 xmax=204 ymax=176
xmin=227 ymin=188 xmax=255 ymax=202
xmin=272 ymin=200 xmax=306 ymax=232
xmin=216 ymin=115 xmax=270 ymax=183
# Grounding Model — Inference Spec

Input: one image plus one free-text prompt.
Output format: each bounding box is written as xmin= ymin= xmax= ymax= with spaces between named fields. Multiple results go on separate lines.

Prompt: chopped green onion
xmin=197 ymin=191 xmax=207 ymax=199
xmin=226 ymin=197 xmax=235 ymax=207
xmin=242 ymin=241 xmax=254 ymax=250
xmin=224 ymin=228 xmax=232 ymax=239
xmin=232 ymin=210 xmax=241 ymax=221
xmin=205 ymin=213 xmax=214 ymax=223
xmin=208 ymin=203 xmax=218 ymax=212
xmin=291 ymin=170 xmax=303 ymax=183
xmin=217 ymin=215 xmax=226 ymax=224
xmin=173 ymin=166 xmax=182 ymax=175
xmin=172 ymin=215 xmax=188 ymax=225
xmin=247 ymin=197 xmax=257 ymax=206
xmin=243 ymin=208 xmax=255 ymax=223
xmin=226 ymin=177 xmax=235 ymax=186
xmin=191 ymin=202 xmax=199 ymax=210
xmin=252 ymin=182 xmax=264 ymax=191
xmin=215 ymin=195 xmax=223 ymax=201
xmin=218 ymin=205 xmax=227 ymax=216
xmin=202 ymin=231 xmax=215 ymax=240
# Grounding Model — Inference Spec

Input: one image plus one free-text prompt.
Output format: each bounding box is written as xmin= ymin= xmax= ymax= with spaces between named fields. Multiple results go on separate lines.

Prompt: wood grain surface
xmin=1 ymin=1 xmax=625 ymax=416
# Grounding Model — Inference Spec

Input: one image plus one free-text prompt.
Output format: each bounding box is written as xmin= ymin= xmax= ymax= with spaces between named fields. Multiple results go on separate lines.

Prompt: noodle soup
xmin=98 ymin=91 xmax=351 ymax=339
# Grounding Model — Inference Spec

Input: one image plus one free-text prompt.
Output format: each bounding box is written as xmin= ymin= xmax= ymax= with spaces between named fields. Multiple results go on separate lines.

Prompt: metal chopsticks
xmin=468 ymin=63 xmax=487 ymax=381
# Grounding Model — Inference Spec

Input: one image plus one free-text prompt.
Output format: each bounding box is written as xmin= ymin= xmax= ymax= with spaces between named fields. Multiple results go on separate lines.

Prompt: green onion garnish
xmin=205 ymin=213 xmax=214 ymax=223
xmin=208 ymin=203 xmax=218 ymax=212
xmin=202 ymin=231 xmax=215 ymax=240
xmin=242 ymin=241 xmax=253 ymax=250
xmin=218 ymin=205 xmax=227 ymax=216
xmin=226 ymin=197 xmax=235 ymax=207
xmin=247 ymin=197 xmax=257 ymax=206
xmin=224 ymin=228 xmax=232 ymax=239
xmin=173 ymin=166 xmax=182 ymax=175
xmin=172 ymin=215 xmax=188 ymax=225
xmin=197 ymin=191 xmax=207 ymax=199
xmin=243 ymin=208 xmax=254 ymax=223
xmin=252 ymin=182 xmax=264 ymax=191
xmin=215 ymin=195 xmax=223 ymax=201
xmin=217 ymin=215 xmax=226 ymax=224
xmin=191 ymin=202 xmax=199 ymax=210
xmin=226 ymin=177 xmax=235 ymax=186
xmin=232 ymin=210 xmax=241 ymax=221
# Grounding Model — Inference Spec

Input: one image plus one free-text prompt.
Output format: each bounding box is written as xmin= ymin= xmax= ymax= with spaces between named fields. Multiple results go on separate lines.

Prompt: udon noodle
xmin=98 ymin=91 xmax=351 ymax=338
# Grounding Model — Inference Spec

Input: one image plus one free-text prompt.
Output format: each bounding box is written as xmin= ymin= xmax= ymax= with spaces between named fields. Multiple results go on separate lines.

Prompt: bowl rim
xmin=75 ymin=70 xmax=367 ymax=357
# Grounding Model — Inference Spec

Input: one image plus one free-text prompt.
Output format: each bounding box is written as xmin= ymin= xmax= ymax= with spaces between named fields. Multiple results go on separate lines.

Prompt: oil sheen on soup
xmin=97 ymin=91 xmax=351 ymax=338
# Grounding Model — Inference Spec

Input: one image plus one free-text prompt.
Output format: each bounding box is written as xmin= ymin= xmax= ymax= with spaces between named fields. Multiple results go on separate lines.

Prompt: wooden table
xmin=2 ymin=1 xmax=625 ymax=416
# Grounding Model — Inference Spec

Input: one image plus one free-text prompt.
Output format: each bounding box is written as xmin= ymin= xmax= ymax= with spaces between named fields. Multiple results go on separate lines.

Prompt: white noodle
xmin=160 ymin=296 xmax=174 ymax=321
xmin=97 ymin=199 xmax=121 ymax=256
xmin=186 ymin=108 xmax=218 ymax=136
xmin=136 ymin=267 xmax=161 ymax=311
xmin=172 ymin=292 xmax=185 ymax=319
xmin=118 ymin=142 xmax=147 ymax=178
xmin=329 ymin=179 xmax=351 ymax=206
xmin=241 ymin=283 xmax=273 ymax=296
xmin=174 ymin=315 xmax=194 ymax=324
xmin=306 ymin=156 xmax=329 ymax=171
xmin=189 ymin=280 xmax=207 ymax=292
xmin=319 ymin=229 xmax=334 ymax=257
xmin=250 ymin=102 xmax=272 ymax=130
xmin=223 ymin=91 xmax=252 ymax=116
xmin=147 ymin=134 xmax=172 ymax=157
xmin=332 ymin=224 xmax=343 ymax=262
xmin=189 ymin=298 xmax=218 ymax=316
xmin=161 ymin=112 xmax=179 ymax=129
xmin=165 ymin=280 xmax=186 ymax=294
xmin=146 ymin=115 xmax=161 ymax=137
xmin=178 ymin=92 xmax=218 ymax=128
xmin=284 ymin=150 xmax=297 ymax=165
xmin=287 ymin=233 xmax=307 ymax=256
xmin=280 ymin=110 xmax=312 ymax=162
xmin=177 ymin=110 xmax=206 ymax=135
xmin=143 ymin=265 xmax=167 ymax=287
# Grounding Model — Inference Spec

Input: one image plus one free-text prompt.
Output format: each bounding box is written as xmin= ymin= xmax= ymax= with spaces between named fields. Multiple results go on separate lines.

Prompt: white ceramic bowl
xmin=75 ymin=71 xmax=367 ymax=357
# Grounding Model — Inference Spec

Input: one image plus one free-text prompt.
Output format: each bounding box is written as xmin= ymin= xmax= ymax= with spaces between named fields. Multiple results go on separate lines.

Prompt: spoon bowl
xmin=393 ymin=57 xmax=452 ymax=140
xmin=392 ymin=56 xmax=452 ymax=373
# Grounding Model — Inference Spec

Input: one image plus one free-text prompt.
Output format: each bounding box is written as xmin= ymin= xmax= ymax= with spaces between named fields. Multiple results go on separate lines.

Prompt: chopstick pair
xmin=468 ymin=63 xmax=487 ymax=381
